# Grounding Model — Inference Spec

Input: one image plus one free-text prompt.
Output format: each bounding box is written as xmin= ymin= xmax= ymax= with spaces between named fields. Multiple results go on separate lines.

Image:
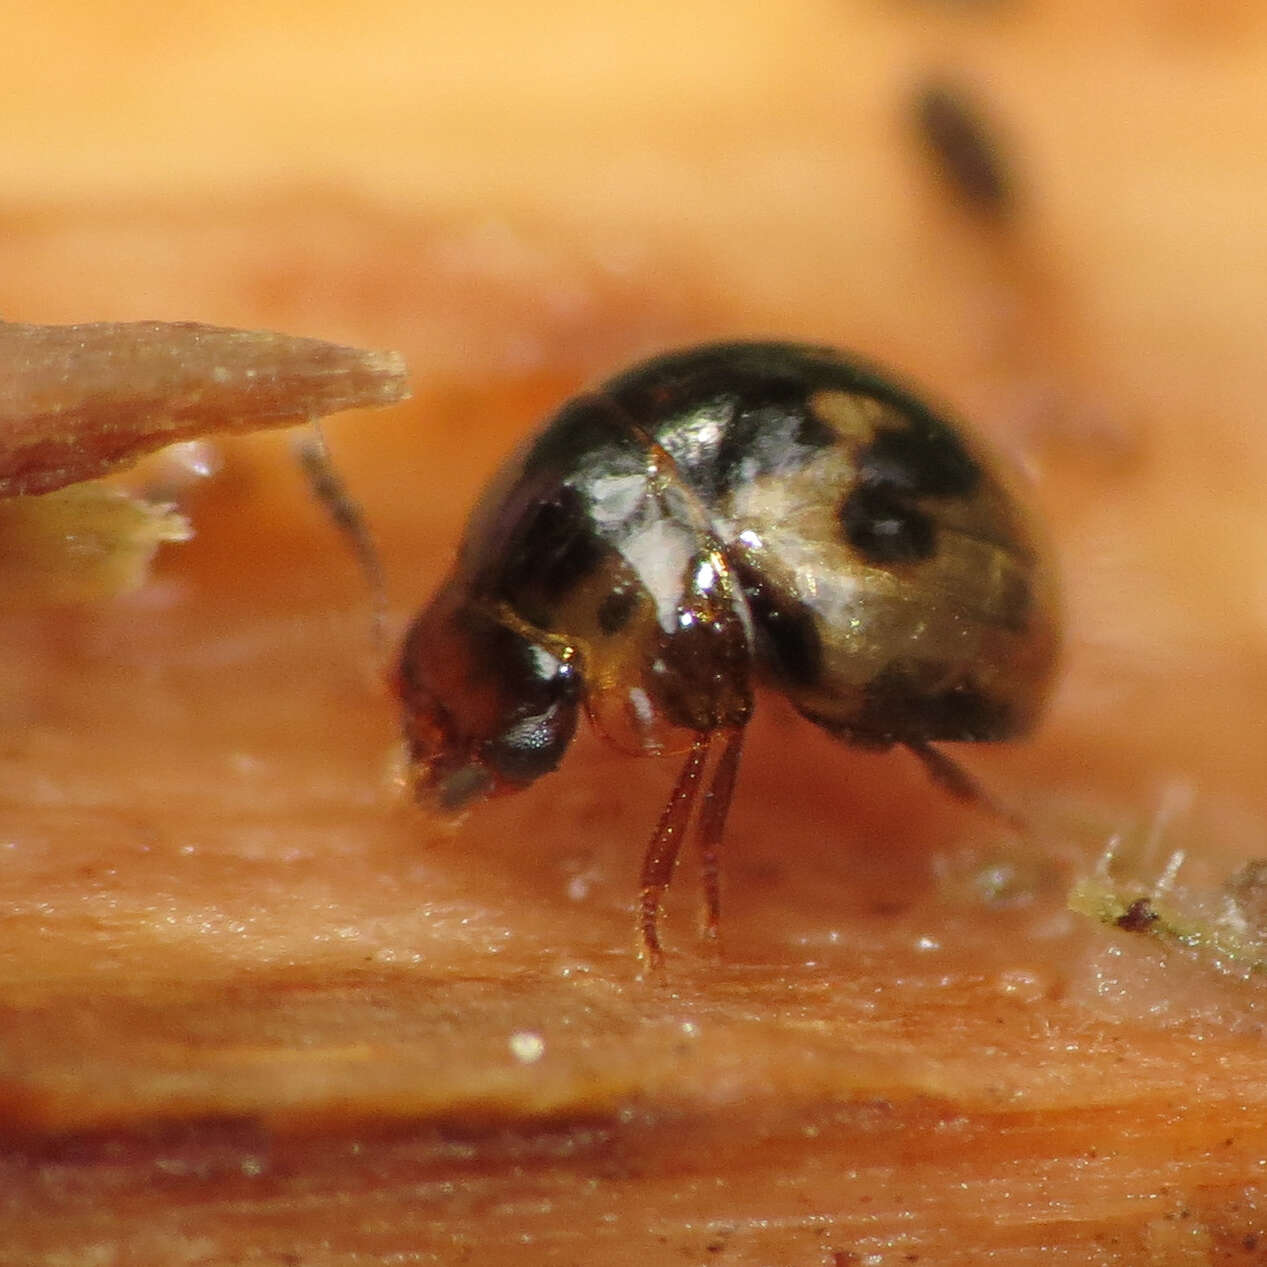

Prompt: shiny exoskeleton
xmin=396 ymin=342 xmax=1061 ymax=967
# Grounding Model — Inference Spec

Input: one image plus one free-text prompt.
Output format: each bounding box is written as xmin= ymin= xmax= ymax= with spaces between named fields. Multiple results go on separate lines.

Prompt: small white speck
xmin=997 ymin=968 xmax=1043 ymax=999
xmin=679 ymin=1021 xmax=699 ymax=1038
xmin=509 ymin=1030 xmax=545 ymax=1064
xmin=916 ymin=935 xmax=941 ymax=952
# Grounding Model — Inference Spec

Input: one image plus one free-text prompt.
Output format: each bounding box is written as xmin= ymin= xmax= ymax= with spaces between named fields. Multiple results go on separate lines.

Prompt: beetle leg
xmin=638 ymin=734 xmax=711 ymax=973
xmin=693 ymin=726 xmax=746 ymax=949
xmin=905 ymin=740 xmax=1026 ymax=831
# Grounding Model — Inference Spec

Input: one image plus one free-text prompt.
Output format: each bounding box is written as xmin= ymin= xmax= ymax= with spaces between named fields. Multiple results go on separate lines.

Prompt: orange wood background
xmin=4 ymin=3 xmax=1267 ymax=1262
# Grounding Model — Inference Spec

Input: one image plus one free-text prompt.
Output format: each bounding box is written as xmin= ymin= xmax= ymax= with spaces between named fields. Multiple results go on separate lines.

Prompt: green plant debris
xmin=1070 ymin=860 xmax=1267 ymax=974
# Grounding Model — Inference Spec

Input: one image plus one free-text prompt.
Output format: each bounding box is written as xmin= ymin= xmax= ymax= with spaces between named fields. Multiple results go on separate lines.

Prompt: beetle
xmin=394 ymin=341 xmax=1061 ymax=968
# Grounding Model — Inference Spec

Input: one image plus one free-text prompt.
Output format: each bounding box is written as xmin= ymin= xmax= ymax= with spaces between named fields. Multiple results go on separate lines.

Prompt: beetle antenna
xmin=297 ymin=420 xmax=388 ymax=664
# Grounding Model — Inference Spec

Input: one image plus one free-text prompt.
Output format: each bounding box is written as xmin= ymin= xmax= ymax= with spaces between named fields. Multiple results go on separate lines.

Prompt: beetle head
xmin=395 ymin=588 xmax=581 ymax=812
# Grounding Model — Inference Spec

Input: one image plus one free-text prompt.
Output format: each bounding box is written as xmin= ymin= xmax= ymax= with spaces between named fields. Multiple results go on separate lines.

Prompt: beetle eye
xmin=484 ymin=694 xmax=579 ymax=786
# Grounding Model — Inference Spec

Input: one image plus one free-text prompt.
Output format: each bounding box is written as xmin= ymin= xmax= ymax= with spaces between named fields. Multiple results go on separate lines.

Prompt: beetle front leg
xmin=693 ymin=726 xmax=746 ymax=951
xmin=637 ymin=734 xmax=712 ymax=974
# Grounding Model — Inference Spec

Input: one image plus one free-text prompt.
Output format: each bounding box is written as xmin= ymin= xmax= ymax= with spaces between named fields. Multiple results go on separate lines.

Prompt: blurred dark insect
xmin=912 ymin=78 xmax=1017 ymax=222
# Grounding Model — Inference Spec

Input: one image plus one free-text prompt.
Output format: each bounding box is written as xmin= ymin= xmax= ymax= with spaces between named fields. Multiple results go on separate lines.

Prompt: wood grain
xmin=3 ymin=3 xmax=1267 ymax=1263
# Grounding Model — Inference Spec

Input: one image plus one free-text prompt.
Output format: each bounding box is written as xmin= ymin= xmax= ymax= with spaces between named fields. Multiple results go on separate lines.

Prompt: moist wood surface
xmin=3 ymin=3 xmax=1267 ymax=1263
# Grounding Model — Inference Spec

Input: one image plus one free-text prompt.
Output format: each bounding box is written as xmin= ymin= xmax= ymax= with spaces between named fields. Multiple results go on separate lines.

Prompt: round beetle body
xmin=396 ymin=341 xmax=1060 ymax=965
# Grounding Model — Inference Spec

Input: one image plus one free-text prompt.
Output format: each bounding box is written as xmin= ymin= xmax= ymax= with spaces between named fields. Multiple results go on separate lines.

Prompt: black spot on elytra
xmin=496 ymin=486 xmax=604 ymax=626
xmin=841 ymin=419 xmax=981 ymax=567
xmin=596 ymin=586 xmax=638 ymax=635
xmin=734 ymin=561 xmax=823 ymax=689
xmin=860 ymin=423 xmax=981 ymax=499
xmin=840 ymin=485 xmax=937 ymax=565
xmin=850 ymin=662 xmax=1016 ymax=744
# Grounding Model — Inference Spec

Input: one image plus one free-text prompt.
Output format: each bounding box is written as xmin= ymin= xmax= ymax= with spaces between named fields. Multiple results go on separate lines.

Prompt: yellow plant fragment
xmin=0 ymin=483 xmax=190 ymax=603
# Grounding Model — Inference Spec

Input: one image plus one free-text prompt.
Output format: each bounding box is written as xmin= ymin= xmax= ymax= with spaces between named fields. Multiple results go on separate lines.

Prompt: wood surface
xmin=4 ymin=2 xmax=1267 ymax=1263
